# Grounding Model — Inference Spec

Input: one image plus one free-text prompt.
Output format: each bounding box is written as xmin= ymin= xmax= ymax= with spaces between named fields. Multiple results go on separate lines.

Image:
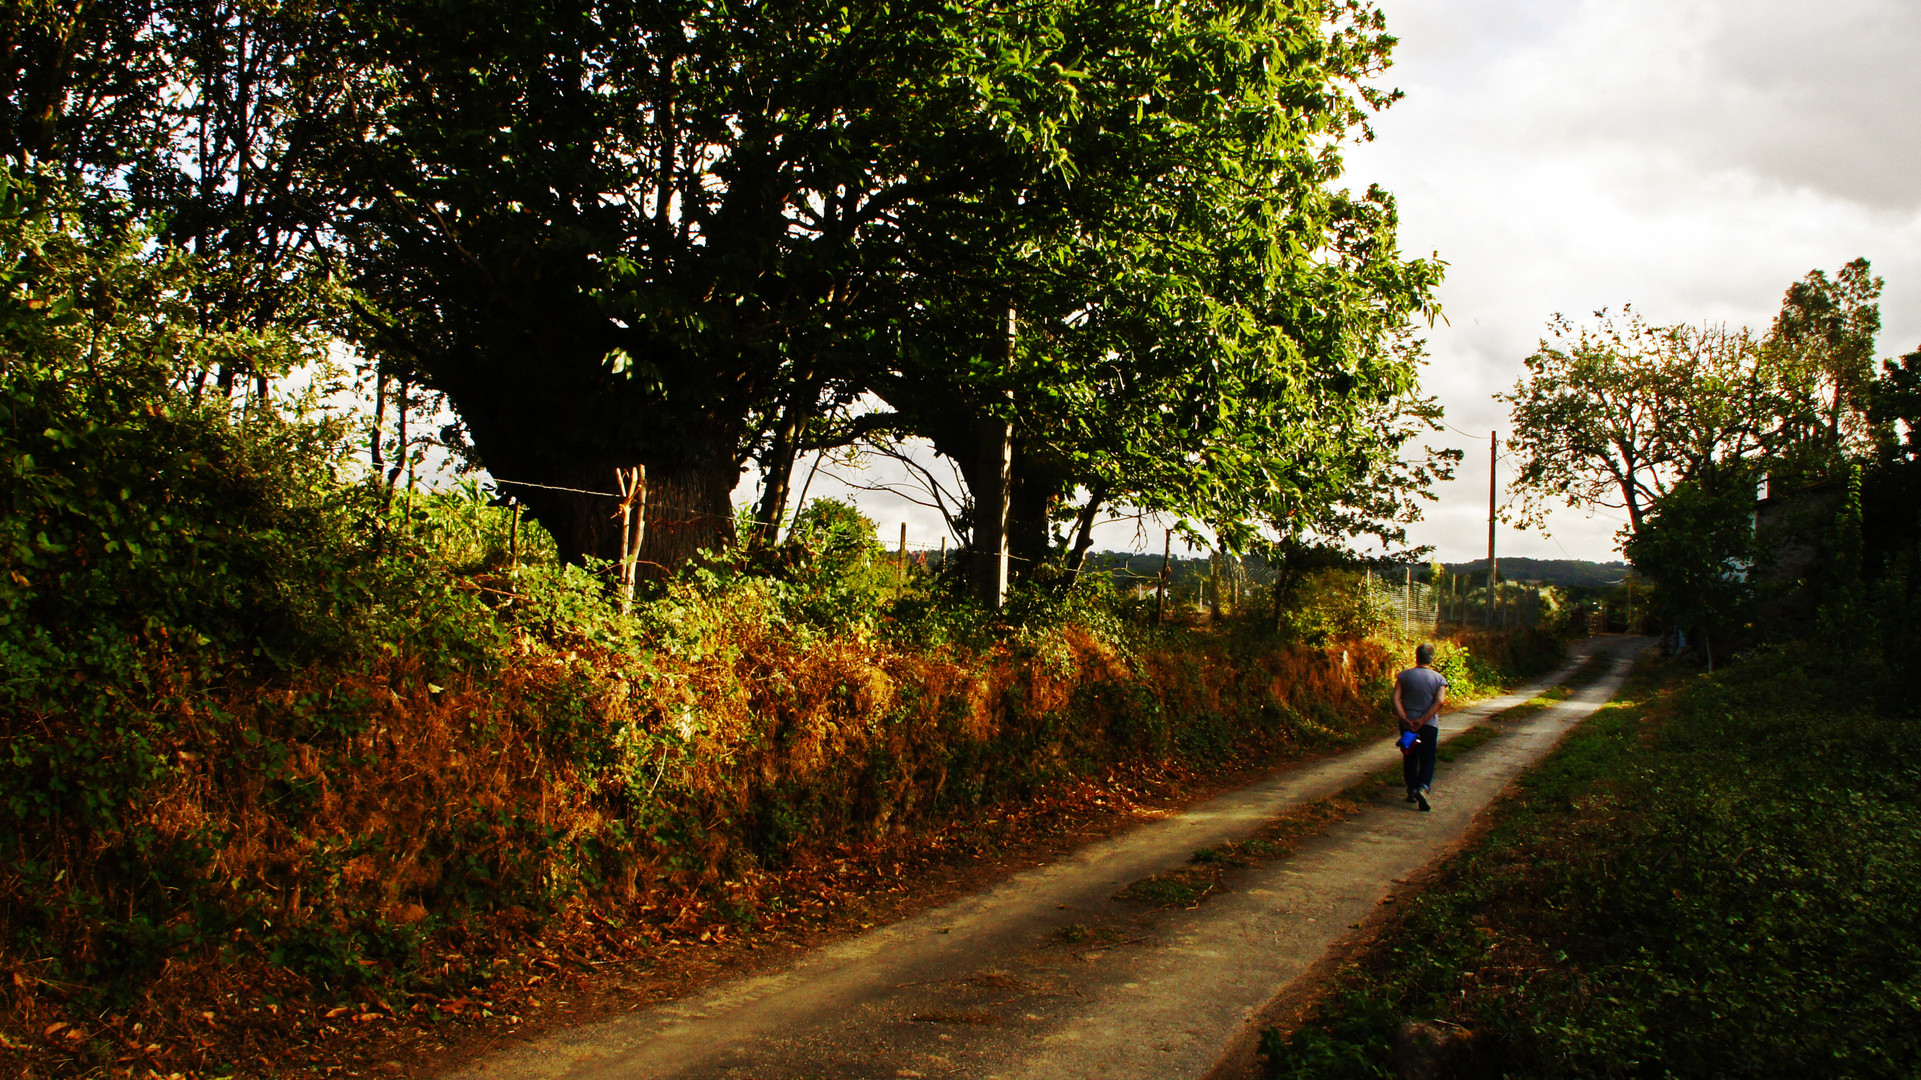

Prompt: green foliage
xmin=0 ymin=168 xmax=540 ymax=1002
xmin=20 ymin=0 xmax=1453 ymax=573
xmin=1272 ymin=569 xmax=1394 ymax=645
xmin=1424 ymin=640 xmax=1504 ymax=700
xmin=1622 ymin=471 xmax=1759 ymax=659
xmin=1266 ymin=647 xmax=1921 ymax=1080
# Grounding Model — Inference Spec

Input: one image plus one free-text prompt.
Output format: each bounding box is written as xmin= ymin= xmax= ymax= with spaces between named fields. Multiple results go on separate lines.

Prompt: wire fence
xmin=1364 ymin=572 xmax=1548 ymax=635
xmin=475 ymin=473 xmax=1556 ymax=630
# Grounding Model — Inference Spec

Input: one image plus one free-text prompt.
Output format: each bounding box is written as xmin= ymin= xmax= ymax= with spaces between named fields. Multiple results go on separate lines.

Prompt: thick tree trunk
xmin=488 ymin=452 xmax=738 ymax=573
xmin=631 ymin=453 xmax=738 ymax=574
xmin=1004 ymin=442 xmax=1064 ymax=579
xmin=924 ymin=425 xmax=1068 ymax=584
xmin=452 ymin=375 xmax=742 ymax=572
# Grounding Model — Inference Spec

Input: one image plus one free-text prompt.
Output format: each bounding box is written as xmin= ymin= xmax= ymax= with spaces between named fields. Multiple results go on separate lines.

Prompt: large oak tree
xmin=9 ymin=0 xmax=1449 ymax=572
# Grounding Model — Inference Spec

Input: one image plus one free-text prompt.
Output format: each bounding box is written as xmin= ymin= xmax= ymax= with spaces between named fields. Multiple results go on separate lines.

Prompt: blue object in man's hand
xmin=1396 ymin=730 xmax=1418 ymax=751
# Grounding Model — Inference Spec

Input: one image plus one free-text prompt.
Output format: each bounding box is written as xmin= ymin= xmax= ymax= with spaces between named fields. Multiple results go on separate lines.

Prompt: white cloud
xmin=1344 ymin=0 xmax=1921 ymax=562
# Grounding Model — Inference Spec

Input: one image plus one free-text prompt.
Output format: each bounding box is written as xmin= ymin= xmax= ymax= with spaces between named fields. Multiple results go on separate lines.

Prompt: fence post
xmin=507 ymin=498 xmax=521 ymax=574
xmin=613 ymin=466 xmax=647 ymax=614
xmin=1155 ymin=528 xmax=1171 ymax=626
xmin=1152 ymin=522 xmax=1167 ymax=618
xmin=1403 ymin=565 xmax=1412 ymax=637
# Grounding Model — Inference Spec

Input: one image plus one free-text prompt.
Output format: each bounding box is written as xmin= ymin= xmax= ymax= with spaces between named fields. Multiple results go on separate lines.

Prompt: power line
xmin=491 ymin=477 xmax=623 ymax=498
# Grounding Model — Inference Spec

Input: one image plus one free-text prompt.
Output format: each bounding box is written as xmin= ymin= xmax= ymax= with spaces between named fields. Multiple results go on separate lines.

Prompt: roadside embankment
xmin=0 ymin=528 xmax=1559 ymax=1080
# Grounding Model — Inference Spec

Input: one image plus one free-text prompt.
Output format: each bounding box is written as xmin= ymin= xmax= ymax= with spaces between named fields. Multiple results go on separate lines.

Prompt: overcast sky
xmin=759 ymin=0 xmax=1921 ymax=564
xmin=1343 ymin=0 xmax=1921 ymax=563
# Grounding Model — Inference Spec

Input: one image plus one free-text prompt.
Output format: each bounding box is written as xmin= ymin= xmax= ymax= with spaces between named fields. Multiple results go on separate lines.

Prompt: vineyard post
xmin=508 ymin=498 xmax=521 ymax=573
xmin=1155 ymin=528 xmax=1171 ymax=627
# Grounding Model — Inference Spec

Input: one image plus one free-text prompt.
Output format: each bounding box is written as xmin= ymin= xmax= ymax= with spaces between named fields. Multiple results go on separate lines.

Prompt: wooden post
xmin=1404 ymin=565 xmax=1412 ymax=637
xmin=614 ymin=466 xmax=647 ymax=614
xmin=974 ymin=416 xmax=1012 ymax=610
xmin=972 ymin=307 xmax=1017 ymax=611
xmin=508 ymin=498 xmax=521 ymax=573
xmin=1208 ymin=551 xmax=1222 ymax=624
xmin=1155 ymin=527 xmax=1172 ymax=627
xmin=897 ymin=522 xmax=908 ymax=596
xmin=614 ymin=469 xmax=632 ymax=610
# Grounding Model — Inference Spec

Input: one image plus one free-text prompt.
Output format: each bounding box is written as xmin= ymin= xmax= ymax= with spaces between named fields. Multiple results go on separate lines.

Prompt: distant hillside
xmin=1444 ymin=557 xmax=1628 ymax=588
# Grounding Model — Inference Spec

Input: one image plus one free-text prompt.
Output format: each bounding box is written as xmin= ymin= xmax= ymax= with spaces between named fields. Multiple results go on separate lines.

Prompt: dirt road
xmin=444 ymin=637 xmax=1645 ymax=1080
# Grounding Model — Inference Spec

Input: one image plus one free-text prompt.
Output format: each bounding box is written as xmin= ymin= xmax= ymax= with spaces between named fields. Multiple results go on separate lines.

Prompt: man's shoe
xmin=1415 ymin=789 xmax=1431 ymax=812
xmin=1405 ymin=789 xmax=1418 ymax=803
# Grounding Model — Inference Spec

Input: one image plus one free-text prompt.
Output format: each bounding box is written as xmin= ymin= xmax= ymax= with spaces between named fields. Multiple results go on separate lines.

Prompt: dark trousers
xmin=1402 ymin=725 xmax=1438 ymax=793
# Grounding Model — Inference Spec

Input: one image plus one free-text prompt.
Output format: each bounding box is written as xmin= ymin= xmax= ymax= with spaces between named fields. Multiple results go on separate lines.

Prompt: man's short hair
xmin=1415 ymin=643 xmax=1436 ymax=666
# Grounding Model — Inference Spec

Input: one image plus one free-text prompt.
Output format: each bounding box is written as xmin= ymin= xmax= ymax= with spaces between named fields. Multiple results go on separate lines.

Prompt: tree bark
xmin=752 ymin=373 xmax=817 ymax=546
xmin=1004 ymin=443 xmax=1065 ymax=578
xmin=1064 ymin=481 xmax=1108 ymax=574
xmin=447 ymin=358 xmax=744 ymax=572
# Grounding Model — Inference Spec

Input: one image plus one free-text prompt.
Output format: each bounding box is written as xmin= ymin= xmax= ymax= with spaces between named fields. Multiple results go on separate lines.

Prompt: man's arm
xmin=1416 ymin=685 xmax=1446 ymax=727
xmin=1393 ymin=680 xmax=1412 ymax=732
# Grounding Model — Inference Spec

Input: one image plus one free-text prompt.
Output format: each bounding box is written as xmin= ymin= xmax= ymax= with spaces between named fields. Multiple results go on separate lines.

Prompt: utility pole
xmin=1485 ymin=430 xmax=1498 ymax=628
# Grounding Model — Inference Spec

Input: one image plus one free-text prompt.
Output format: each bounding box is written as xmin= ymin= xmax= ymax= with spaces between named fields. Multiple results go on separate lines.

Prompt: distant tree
xmin=1503 ymin=261 xmax=1883 ymax=544
xmin=1501 ymin=307 xmax=1772 ymax=539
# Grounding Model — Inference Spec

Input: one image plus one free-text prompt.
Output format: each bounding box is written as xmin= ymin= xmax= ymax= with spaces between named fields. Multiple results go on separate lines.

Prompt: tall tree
xmin=1765 ymin=257 xmax=1883 ymax=476
xmin=828 ymin=0 xmax=1444 ymax=575
xmin=333 ymin=0 xmax=1085 ymax=567
xmin=1504 ymin=307 xmax=1784 ymax=539
xmin=17 ymin=0 xmax=1449 ymax=576
xmin=2 ymin=0 xmax=366 ymax=398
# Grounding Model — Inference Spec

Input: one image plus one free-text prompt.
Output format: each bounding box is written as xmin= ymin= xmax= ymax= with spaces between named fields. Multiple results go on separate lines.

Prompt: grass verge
xmin=1261 ymin=646 xmax=1921 ymax=1079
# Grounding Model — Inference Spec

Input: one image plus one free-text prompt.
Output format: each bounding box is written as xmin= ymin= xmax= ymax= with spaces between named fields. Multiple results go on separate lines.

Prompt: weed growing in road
xmin=1114 ymin=793 xmax=1371 ymax=910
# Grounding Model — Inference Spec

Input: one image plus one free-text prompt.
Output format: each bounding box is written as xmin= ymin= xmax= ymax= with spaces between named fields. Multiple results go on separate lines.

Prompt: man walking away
xmin=1395 ymin=643 xmax=1447 ymax=812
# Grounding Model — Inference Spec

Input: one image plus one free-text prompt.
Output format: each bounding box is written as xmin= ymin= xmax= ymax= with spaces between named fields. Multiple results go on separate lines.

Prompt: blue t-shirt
xmin=1396 ymin=666 xmax=1448 ymax=729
